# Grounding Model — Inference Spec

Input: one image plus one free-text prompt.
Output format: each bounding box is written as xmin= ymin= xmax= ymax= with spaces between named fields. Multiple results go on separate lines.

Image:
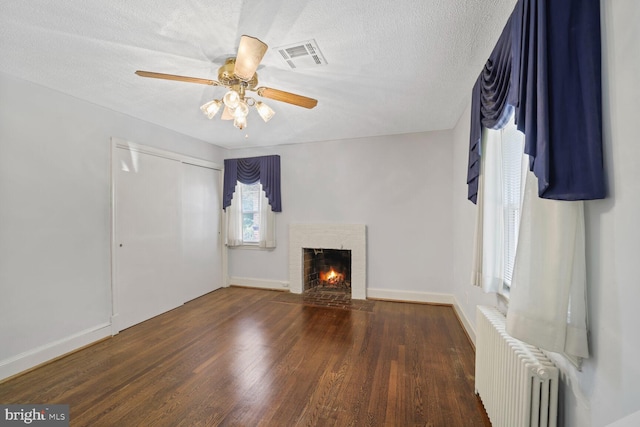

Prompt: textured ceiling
xmin=0 ymin=0 xmax=515 ymax=149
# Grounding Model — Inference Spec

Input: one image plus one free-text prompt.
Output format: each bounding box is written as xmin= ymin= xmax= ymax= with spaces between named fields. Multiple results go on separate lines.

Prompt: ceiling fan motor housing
xmin=218 ymin=58 xmax=258 ymax=90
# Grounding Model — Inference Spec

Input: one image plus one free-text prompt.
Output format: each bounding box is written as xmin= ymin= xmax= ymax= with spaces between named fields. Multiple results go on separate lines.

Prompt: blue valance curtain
xmin=223 ymin=155 xmax=282 ymax=212
xmin=467 ymin=0 xmax=605 ymax=204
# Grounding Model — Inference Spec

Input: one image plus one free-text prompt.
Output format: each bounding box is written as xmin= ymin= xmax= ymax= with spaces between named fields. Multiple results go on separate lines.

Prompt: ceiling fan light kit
xmin=200 ymin=100 xmax=222 ymax=119
xmin=136 ymin=35 xmax=317 ymax=131
xmin=223 ymin=89 xmax=241 ymax=109
xmin=255 ymin=101 xmax=275 ymax=123
xmin=233 ymin=100 xmax=249 ymax=119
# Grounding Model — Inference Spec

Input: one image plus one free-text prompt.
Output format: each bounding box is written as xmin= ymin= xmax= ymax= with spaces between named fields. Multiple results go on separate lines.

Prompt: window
xmin=225 ymin=181 xmax=276 ymax=248
xmin=223 ymin=155 xmax=280 ymax=249
xmin=474 ymin=120 xmax=589 ymax=362
xmin=239 ymin=182 xmax=262 ymax=244
xmin=473 ymin=114 xmax=526 ymax=296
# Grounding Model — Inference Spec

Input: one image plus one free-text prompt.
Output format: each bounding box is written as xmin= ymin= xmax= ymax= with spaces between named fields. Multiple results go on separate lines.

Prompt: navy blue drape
xmin=223 ymin=155 xmax=282 ymax=212
xmin=467 ymin=0 xmax=605 ymax=203
xmin=467 ymin=15 xmax=516 ymax=203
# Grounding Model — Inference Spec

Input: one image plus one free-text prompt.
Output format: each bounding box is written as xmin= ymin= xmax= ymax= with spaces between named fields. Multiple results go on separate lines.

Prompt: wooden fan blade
xmin=221 ymin=106 xmax=234 ymax=120
xmin=135 ymin=70 xmax=220 ymax=86
xmin=233 ymin=35 xmax=268 ymax=81
xmin=256 ymin=87 xmax=318 ymax=109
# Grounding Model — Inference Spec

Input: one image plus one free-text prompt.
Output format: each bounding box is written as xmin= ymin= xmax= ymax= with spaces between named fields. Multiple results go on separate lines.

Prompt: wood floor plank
xmin=0 ymin=287 xmax=490 ymax=426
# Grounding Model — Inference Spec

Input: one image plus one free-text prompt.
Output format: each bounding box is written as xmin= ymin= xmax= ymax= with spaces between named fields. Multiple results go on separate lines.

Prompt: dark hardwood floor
xmin=0 ymin=287 xmax=490 ymax=426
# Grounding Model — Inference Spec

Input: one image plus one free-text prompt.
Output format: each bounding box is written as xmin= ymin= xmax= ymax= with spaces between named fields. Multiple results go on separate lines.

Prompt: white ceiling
xmin=0 ymin=0 xmax=515 ymax=149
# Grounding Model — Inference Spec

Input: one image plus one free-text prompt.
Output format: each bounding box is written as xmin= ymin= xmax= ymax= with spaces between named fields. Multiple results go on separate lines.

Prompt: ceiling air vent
xmin=275 ymin=39 xmax=327 ymax=69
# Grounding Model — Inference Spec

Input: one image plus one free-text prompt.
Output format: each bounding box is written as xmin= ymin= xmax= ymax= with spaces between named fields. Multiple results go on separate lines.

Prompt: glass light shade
xmin=223 ymin=90 xmax=240 ymax=109
xmin=233 ymin=101 xmax=249 ymax=119
xmin=233 ymin=116 xmax=247 ymax=130
xmin=200 ymin=100 xmax=222 ymax=119
xmin=255 ymin=102 xmax=275 ymax=123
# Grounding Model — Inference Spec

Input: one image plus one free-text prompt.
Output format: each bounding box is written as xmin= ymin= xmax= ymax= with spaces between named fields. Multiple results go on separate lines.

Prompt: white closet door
xmin=180 ymin=163 xmax=222 ymax=302
xmin=114 ymin=148 xmax=182 ymax=331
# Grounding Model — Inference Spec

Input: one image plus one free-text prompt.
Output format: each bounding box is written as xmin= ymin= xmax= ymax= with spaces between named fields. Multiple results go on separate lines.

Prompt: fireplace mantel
xmin=289 ymin=224 xmax=366 ymax=299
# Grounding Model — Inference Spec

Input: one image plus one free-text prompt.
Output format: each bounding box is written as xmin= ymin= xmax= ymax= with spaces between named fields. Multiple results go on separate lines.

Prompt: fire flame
xmin=321 ymin=268 xmax=344 ymax=284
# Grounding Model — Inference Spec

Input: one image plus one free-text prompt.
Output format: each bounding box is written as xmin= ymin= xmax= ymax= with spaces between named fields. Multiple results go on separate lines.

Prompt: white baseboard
xmin=229 ymin=276 xmax=290 ymax=291
xmin=0 ymin=323 xmax=112 ymax=382
xmin=452 ymin=296 xmax=477 ymax=346
xmin=367 ymin=288 xmax=455 ymax=305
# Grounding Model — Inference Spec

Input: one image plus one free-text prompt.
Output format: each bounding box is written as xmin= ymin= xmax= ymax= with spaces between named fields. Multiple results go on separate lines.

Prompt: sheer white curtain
xmin=258 ymin=187 xmax=276 ymax=248
xmin=471 ymin=120 xmax=588 ymax=359
xmin=471 ymin=128 xmax=505 ymax=293
xmin=506 ymin=171 xmax=590 ymax=359
xmin=225 ymin=183 xmax=243 ymax=247
xmin=225 ymin=183 xmax=276 ymax=248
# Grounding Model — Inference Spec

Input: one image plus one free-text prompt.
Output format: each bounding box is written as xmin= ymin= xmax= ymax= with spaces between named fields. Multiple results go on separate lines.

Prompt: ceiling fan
xmin=135 ymin=35 xmax=318 ymax=130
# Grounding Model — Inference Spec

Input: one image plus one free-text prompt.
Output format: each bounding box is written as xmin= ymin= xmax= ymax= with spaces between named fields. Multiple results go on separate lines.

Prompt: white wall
xmin=226 ymin=131 xmax=455 ymax=301
xmin=582 ymin=0 xmax=640 ymax=424
xmin=0 ymin=72 xmax=225 ymax=380
xmin=450 ymin=1 xmax=640 ymax=425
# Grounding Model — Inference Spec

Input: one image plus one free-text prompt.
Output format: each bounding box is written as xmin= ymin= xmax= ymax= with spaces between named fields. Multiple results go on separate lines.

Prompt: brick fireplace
xmin=289 ymin=224 xmax=366 ymax=299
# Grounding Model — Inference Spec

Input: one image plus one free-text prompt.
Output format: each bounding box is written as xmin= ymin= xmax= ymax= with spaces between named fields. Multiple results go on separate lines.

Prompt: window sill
xmin=227 ymin=244 xmax=275 ymax=251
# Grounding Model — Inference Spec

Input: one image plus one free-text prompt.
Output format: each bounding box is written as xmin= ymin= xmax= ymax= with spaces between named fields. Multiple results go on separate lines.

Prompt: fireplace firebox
xmin=303 ymin=248 xmax=351 ymax=292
